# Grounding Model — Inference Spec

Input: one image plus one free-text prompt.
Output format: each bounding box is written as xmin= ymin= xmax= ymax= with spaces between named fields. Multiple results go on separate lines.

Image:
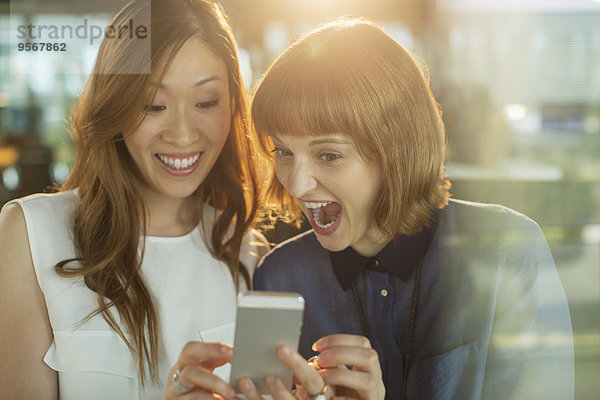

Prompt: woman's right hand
xmin=161 ymin=341 xmax=237 ymax=399
xmin=311 ymin=334 xmax=385 ymax=400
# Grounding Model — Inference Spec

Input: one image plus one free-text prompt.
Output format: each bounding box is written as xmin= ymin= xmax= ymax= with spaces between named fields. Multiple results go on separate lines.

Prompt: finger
xmin=319 ymin=368 xmax=379 ymax=396
xmin=264 ymin=374 xmax=296 ymax=400
xmin=277 ymin=346 xmax=325 ymax=397
xmin=168 ymin=365 xmax=236 ymax=400
xmin=175 ymin=342 xmax=233 ymax=370
xmin=312 ymin=335 xmax=371 ymax=353
xmin=332 ymin=384 xmax=361 ymax=400
xmin=178 ymin=389 xmax=218 ymax=399
xmin=313 ymin=346 xmax=380 ymax=374
xmin=237 ymin=378 xmax=263 ymax=400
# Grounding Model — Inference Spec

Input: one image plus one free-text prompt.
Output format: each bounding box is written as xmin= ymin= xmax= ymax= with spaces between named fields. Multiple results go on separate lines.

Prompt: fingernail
xmin=221 ymin=345 xmax=232 ymax=353
xmin=265 ymin=374 xmax=277 ymax=385
xmin=239 ymin=378 xmax=252 ymax=392
xmin=312 ymin=338 xmax=326 ymax=351
xmin=279 ymin=345 xmax=291 ymax=357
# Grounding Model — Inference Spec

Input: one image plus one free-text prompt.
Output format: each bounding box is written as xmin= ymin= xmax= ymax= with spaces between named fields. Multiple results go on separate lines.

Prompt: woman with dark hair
xmin=247 ymin=17 xmax=574 ymax=400
xmin=0 ymin=0 xmax=266 ymax=398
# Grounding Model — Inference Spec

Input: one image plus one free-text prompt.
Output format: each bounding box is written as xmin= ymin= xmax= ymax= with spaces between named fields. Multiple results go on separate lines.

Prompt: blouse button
xmin=380 ymin=289 xmax=389 ymax=297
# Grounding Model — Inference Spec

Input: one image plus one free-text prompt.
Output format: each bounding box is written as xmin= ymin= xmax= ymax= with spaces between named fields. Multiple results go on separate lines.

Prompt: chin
xmin=315 ymin=235 xmax=348 ymax=252
xmin=159 ymin=186 xmax=199 ymax=200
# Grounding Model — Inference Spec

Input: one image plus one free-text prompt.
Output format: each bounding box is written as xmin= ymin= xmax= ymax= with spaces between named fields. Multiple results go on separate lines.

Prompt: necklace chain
xmin=351 ymin=258 xmax=423 ymax=400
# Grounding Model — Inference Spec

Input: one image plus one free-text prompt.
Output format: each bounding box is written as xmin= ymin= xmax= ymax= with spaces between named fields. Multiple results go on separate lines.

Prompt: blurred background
xmin=1 ymin=0 xmax=599 ymax=397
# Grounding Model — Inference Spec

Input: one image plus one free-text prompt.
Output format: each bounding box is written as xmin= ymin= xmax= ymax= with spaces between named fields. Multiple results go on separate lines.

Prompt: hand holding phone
xmin=229 ymin=291 xmax=305 ymax=394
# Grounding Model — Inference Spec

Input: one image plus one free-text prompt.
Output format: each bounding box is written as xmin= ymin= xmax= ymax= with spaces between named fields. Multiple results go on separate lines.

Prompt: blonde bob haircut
xmin=252 ymin=17 xmax=451 ymax=240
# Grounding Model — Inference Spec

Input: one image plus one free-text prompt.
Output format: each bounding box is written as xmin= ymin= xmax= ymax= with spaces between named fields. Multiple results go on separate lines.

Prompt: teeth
xmin=303 ymin=201 xmax=331 ymax=209
xmin=302 ymin=201 xmax=339 ymax=230
xmin=312 ymin=209 xmax=337 ymax=229
xmin=157 ymin=153 xmax=201 ymax=170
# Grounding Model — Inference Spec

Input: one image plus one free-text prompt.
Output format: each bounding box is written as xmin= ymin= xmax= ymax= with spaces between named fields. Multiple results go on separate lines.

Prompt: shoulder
xmin=2 ymin=190 xmax=77 ymax=238
xmin=444 ymin=198 xmax=543 ymax=239
xmin=3 ymin=190 xmax=77 ymax=220
xmin=0 ymin=199 xmax=29 ymax=245
xmin=1 ymin=191 xmax=72 ymax=232
xmin=442 ymin=199 xmax=556 ymax=301
xmin=253 ymin=230 xmax=330 ymax=290
xmin=6 ymin=190 xmax=77 ymax=207
xmin=438 ymin=199 xmax=552 ymax=285
xmin=256 ymin=230 xmax=326 ymax=274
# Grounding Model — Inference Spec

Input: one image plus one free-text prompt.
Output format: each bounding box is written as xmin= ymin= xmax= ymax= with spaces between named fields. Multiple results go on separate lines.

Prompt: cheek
xmin=123 ymin=117 xmax=154 ymax=156
xmin=274 ymin=163 xmax=288 ymax=188
xmin=207 ymin=108 xmax=232 ymax=146
xmin=345 ymin=166 xmax=382 ymax=214
xmin=123 ymin=131 xmax=146 ymax=159
xmin=361 ymin=178 xmax=383 ymax=218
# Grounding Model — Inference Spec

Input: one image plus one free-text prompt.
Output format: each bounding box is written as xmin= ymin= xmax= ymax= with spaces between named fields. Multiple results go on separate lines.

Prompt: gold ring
xmin=308 ymin=355 xmax=322 ymax=371
xmin=308 ymin=382 xmax=328 ymax=399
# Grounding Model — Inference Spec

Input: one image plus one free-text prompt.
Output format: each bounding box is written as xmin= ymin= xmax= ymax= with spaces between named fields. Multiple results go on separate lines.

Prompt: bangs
xmin=251 ymin=49 xmax=367 ymax=155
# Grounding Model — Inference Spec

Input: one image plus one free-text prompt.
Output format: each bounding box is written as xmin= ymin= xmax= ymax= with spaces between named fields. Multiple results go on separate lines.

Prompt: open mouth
xmin=303 ymin=200 xmax=342 ymax=230
xmin=155 ymin=152 xmax=201 ymax=170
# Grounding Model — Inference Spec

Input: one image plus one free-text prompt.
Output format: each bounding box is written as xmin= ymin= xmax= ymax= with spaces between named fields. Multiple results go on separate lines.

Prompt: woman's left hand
xmin=310 ymin=334 xmax=385 ymax=400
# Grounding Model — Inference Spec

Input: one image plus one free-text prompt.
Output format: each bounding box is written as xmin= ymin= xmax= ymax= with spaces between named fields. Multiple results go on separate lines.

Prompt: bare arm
xmin=0 ymin=204 xmax=57 ymax=399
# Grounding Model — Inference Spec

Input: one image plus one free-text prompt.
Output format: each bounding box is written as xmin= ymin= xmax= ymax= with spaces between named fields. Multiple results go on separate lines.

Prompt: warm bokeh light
xmin=0 ymin=146 xmax=19 ymax=167
xmin=505 ymin=104 xmax=528 ymax=121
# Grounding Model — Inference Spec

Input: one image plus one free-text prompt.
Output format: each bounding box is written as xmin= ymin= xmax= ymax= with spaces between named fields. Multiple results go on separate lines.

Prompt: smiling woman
xmin=0 ymin=0 xmax=267 ymax=399
xmin=123 ymin=37 xmax=232 ymax=234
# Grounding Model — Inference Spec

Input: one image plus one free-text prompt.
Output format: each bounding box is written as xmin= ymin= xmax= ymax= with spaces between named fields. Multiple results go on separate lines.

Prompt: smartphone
xmin=230 ymin=291 xmax=305 ymax=394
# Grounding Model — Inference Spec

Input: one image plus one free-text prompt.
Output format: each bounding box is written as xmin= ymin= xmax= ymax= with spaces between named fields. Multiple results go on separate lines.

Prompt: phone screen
xmin=230 ymin=291 xmax=305 ymax=394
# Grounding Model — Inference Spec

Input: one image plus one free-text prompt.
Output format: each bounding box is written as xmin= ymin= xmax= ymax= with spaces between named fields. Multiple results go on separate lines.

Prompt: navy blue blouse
xmin=254 ymin=199 xmax=574 ymax=400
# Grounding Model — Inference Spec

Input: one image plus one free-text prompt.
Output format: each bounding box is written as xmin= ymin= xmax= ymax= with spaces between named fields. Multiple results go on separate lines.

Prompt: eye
xmin=145 ymin=105 xmax=166 ymax=113
xmin=196 ymin=100 xmax=219 ymax=109
xmin=320 ymin=153 xmax=341 ymax=162
xmin=271 ymin=147 xmax=293 ymax=158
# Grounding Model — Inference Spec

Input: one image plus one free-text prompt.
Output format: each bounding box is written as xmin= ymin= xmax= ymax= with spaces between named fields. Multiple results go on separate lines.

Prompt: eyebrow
xmin=271 ymin=136 xmax=351 ymax=146
xmin=150 ymin=75 xmax=221 ymax=90
xmin=308 ymin=137 xmax=350 ymax=146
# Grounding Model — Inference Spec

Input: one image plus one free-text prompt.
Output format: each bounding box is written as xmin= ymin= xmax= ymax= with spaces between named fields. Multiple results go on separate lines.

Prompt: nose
xmin=278 ymin=158 xmax=318 ymax=199
xmin=161 ymin=105 xmax=198 ymax=147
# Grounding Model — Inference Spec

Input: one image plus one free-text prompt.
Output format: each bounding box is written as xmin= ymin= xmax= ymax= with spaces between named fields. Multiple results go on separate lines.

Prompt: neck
xmin=351 ymin=227 xmax=389 ymax=257
xmin=143 ymin=191 xmax=200 ymax=237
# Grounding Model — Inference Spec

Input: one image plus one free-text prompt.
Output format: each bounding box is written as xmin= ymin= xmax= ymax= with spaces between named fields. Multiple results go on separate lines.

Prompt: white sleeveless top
xmin=8 ymin=190 xmax=268 ymax=400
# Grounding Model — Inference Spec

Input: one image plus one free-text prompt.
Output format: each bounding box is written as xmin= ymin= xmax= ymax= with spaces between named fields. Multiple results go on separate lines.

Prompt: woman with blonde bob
xmin=0 ymin=0 xmax=267 ymax=399
xmin=248 ymin=17 xmax=574 ymax=400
